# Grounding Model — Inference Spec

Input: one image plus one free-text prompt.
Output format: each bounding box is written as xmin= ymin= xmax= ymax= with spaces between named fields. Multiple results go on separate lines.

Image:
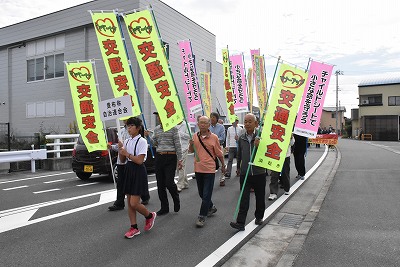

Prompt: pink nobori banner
xmin=230 ymin=54 xmax=249 ymax=113
xmin=294 ymin=61 xmax=334 ymax=138
xmin=178 ymin=40 xmax=202 ymax=123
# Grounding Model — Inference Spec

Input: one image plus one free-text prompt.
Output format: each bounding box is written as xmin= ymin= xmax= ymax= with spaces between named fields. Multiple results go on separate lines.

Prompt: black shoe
xmin=108 ymin=205 xmax=124 ymax=211
xmin=141 ymin=199 xmax=149 ymax=205
xmin=174 ymin=201 xmax=180 ymax=212
xmin=173 ymin=194 xmax=180 ymax=212
xmin=156 ymin=209 xmax=169 ymax=216
xmin=230 ymin=222 xmax=245 ymax=231
xmin=255 ymin=219 xmax=263 ymax=225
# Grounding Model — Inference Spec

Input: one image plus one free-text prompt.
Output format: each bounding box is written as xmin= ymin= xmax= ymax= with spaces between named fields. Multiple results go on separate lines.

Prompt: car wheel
xmin=76 ymin=172 xmax=92 ymax=180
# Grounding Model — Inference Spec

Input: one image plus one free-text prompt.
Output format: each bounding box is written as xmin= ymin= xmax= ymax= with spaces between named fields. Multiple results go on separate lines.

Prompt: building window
xmin=26 ymin=99 xmax=65 ymax=118
xmin=331 ymin=113 xmax=336 ymax=118
xmin=388 ymin=96 xmax=400 ymax=106
xmin=26 ymin=35 xmax=65 ymax=82
xmin=368 ymin=95 xmax=382 ymax=104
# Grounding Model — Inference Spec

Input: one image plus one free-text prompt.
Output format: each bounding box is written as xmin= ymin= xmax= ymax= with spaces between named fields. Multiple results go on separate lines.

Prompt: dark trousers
xmin=270 ymin=157 xmax=290 ymax=194
xmin=114 ymin=164 xmax=149 ymax=207
xmin=294 ymin=134 xmax=307 ymax=176
xmin=294 ymin=151 xmax=306 ymax=176
xmin=155 ymin=154 xmax=179 ymax=211
xmin=225 ymin=147 xmax=237 ymax=176
xmin=195 ymin=172 xmax=215 ymax=217
xmin=237 ymin=173 xmax=266 ymax=224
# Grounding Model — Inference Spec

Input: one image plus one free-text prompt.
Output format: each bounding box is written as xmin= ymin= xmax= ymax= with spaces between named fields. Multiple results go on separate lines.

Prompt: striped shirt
xmin=149 ymin=125 xmax=182 ymax=160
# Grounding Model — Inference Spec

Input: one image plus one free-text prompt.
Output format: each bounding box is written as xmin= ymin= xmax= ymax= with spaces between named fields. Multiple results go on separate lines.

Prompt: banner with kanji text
xmin=178 ymin=40 xmax=202 ymax=124
xmin=123 ymin=9 xmax=184 ymax=131
xmin=294 ymin=61 xmax=334 ymax=138
xmin=248 ymin=68 xmax=253 ymax=113
xmin=90 ymin=11 xmax=141 ymax=118
xmin=66 ymin=62 xmax=107 ymax=152
xmin=222 ymin=48 xmax=236 ymax=123
xmin=308 ymin=133 xmax=338 ymax=145
xmin=253 ymin=63 xmax=308 ymax=172
xmin=254 ymin=55 xmax=267 ymax=114
xmin=230 ymin=54 xmax=248 ymax=114
xmin=200 ymin=72 xmax=211 ymax=117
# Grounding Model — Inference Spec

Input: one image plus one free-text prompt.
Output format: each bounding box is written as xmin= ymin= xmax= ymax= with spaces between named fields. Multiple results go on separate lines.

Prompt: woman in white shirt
xmin=118 ymin=117 xmax=156 ymax=239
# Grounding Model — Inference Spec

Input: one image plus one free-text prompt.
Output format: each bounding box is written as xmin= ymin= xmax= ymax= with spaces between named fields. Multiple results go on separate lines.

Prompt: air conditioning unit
xmin=362 ymin=100 xmax=369 ymax=105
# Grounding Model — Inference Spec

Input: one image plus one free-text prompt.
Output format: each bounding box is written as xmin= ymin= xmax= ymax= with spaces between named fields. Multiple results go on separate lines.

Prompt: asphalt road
xmin=0 ymin=148 xmax=324 ymax=266
xmin=293 ymin=139 xmax=400 ymax=267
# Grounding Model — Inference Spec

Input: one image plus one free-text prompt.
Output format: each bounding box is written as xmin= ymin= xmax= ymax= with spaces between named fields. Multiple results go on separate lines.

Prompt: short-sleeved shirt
xmin=124 ymin=134 xmax=148 ymax=162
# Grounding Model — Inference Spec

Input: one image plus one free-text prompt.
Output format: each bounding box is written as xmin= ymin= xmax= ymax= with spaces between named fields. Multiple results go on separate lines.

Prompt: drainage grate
xmin=278 ymin=214 xmax=304 ymax=228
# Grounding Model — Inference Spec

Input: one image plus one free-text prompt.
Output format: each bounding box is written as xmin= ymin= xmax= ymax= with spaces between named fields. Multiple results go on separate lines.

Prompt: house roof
xmin=323 ymin=106 xmax=346 ymax=112
xmin=359 ymin=75 xmax=400 ymax=87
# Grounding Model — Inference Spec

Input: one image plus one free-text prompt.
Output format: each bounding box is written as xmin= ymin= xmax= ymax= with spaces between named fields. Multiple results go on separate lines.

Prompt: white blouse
xmin=124 ymin=135 xmax=148 ymax=162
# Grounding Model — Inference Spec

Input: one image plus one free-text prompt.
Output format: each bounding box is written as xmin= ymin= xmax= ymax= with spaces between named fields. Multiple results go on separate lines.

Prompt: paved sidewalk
xmin=222 ymin=145 xmax=339 ymax=266
xmin=223 ymin=139 xmax=400 ymax=266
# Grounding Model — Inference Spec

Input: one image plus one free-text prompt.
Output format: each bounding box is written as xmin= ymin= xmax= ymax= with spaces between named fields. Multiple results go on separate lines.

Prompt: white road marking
xmin=76 ymin=182 xmax=99 ymax=187
xmin=0 ymin=189 xmax=116 ymax=233
xmin=0 ymin=172 xmax=73 ymax=184
xmin=3 ymin=185 xmax=29 ymax=191
xmin=196 ymin=147 xmax=328 ymax=267
xmin=33 ymin=188 xmax=61 ymax=194
xmin=44 ymin=179 xmax=66 ymax=184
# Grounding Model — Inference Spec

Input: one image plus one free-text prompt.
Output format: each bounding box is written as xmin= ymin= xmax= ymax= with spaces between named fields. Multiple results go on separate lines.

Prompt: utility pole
xmin=335 ymin=70 xmax=343 ymax=134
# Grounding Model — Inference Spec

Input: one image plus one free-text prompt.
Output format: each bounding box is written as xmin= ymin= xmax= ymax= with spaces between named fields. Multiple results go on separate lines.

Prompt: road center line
xmin=76 ymin=182 xmax=99 ymax=187
xmin=44 ymin=179 xmax=66 ymax=184
xmin=33 ymin=188 xmax=62 ymax=194
xmin=3 ymin=185 xmax=29 ymax=191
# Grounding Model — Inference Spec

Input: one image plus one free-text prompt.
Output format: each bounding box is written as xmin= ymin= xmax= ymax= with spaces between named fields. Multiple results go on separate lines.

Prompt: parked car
xmin=72 ymin=128 xmax=155 ymax=181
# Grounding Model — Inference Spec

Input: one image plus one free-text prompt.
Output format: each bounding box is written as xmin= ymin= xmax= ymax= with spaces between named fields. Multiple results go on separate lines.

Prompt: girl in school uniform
xmin=118 ymin=117 xmax=156 ymax=238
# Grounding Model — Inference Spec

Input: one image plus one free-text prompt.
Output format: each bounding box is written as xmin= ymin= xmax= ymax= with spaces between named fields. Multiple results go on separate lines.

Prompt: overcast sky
xmin=1 ymin=0 xmax=400 ymax=117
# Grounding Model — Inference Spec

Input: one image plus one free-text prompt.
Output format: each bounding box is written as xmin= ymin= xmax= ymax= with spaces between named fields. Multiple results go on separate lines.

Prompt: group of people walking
xmin=109 ymin=112 xmax=308 ymax=238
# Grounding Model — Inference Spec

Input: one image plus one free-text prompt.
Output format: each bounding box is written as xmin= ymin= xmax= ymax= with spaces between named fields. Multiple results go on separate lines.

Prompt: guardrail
xmin=0 ymin=148 xmax=47 ymax=172
xmin=45 ymin=134 xmax=79 ymax=158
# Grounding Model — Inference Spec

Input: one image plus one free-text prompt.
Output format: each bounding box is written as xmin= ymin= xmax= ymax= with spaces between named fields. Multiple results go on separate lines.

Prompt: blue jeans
xmin=195 ymin=172 xmax=215 ymax=217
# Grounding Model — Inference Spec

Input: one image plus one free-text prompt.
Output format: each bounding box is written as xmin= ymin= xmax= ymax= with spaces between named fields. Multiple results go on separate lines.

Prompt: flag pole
xmin=233 ymin=56 xmax=281 ymax=220
xmin=114 ymin=10 xmax=155 ymax=158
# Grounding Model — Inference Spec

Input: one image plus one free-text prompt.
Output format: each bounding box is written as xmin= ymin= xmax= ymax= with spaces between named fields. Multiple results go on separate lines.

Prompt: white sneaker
xmin=284 ymin=191 xmax=290 ymax=195
xmin=268 ymin=194 xmax=277 ymax=200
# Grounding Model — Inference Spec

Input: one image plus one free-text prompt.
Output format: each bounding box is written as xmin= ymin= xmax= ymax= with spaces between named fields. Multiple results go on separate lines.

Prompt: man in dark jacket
xmin=230 ymin=113 xmax=267 ymax=231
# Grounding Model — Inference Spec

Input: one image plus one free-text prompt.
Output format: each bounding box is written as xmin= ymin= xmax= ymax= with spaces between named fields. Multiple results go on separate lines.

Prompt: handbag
xmin=197 ymin=133 xmax=220 ymax=170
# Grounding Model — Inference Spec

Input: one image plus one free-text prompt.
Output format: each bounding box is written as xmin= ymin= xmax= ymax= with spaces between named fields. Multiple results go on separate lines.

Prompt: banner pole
xmin=232 ymin=56 xmax=281 ymax=220
xmin=149 ymin=6 xmax=199 ymax=161
xmin=91 ymin=59 xmax=117 ymax=189
xmin=115 ymin=10 xmax=155 ymax=158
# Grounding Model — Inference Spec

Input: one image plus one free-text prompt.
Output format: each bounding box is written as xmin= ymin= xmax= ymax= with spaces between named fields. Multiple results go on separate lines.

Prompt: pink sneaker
xmin=124 ymin=227 xmax=140 ymax=239
xmin=144 ymin=212 xmax=157 ymax=231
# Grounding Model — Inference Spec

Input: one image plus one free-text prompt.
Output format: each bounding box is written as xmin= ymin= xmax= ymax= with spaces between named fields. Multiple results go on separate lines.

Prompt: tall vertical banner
xmin=247 ymin=68 xmax=254 ymax=113
xmin=250 ymin=49 xmax=260 ymax=112
xmin=90 ymin=11 xmax=141 ymax=118
xmin=66 ymin=62 xmax=107 ymax=152
xmin=123 ymin=9 xmax=184 ymax=131
xmin=222 ymin=48 xmax=236 ymax=123
xmin=230 ymin=54 xmax=249 ymax=114
xmin=254 ymin=55 xmax=268 ymax=114
xmin=200 ymin=72 xmax=212 ymax=117
xmin=294 ymin=61 xmax=334 ymax=137
xmin=178 ymin=40 xmax=202 ymax=124
xmin=254 ymin=64 xmax=308 ymax=172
